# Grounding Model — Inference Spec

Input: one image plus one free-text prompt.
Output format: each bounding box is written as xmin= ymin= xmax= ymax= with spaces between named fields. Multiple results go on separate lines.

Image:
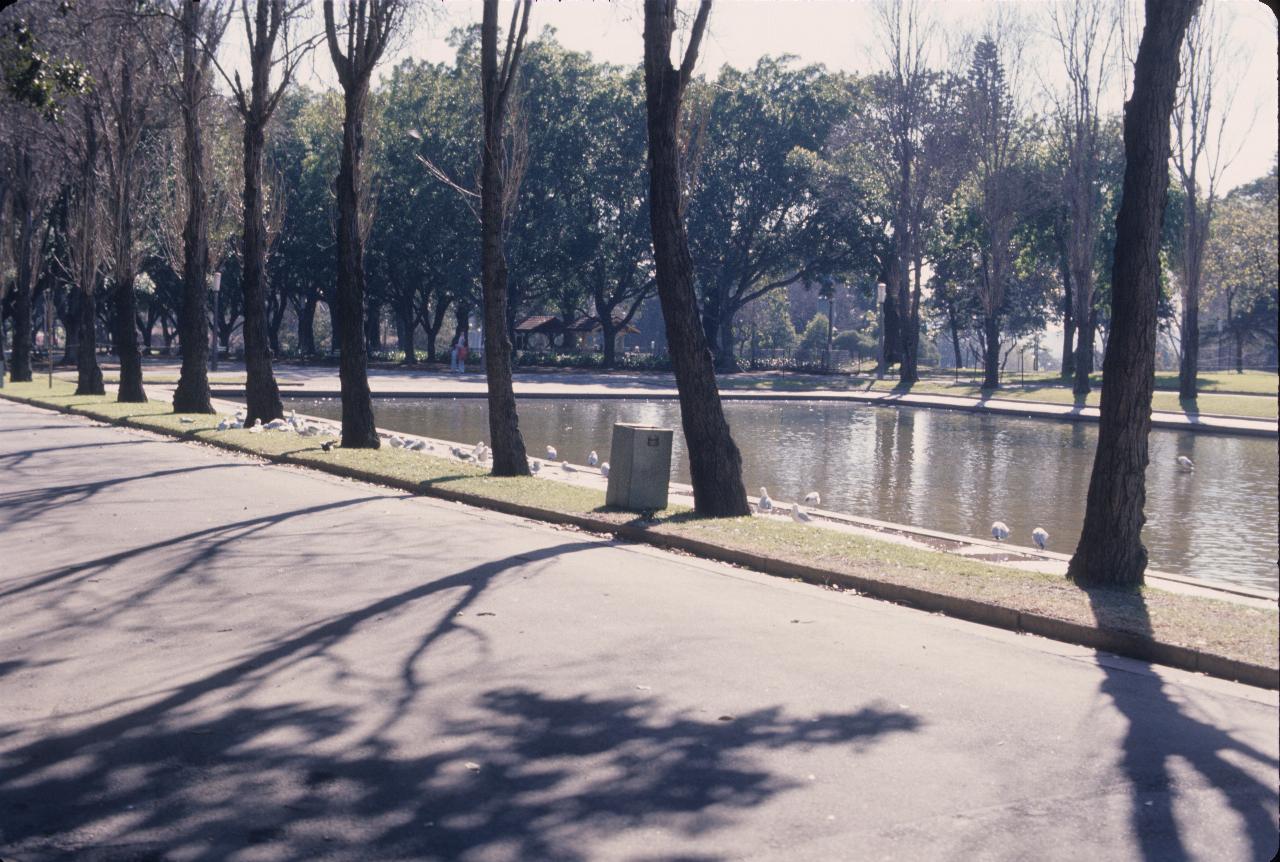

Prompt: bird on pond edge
xmin=991 ymin=521 xmax=1010 ymax=541
xmin=1032 ymin=526 xmax=1049 ymax=550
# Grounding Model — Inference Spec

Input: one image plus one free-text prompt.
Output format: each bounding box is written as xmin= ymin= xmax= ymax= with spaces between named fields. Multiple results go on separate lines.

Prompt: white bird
xmin=179 ymin=416 xmax=195 ymax=425
xmin=1032 ymin=527 xmax=1049 ymax=550
xmin=600 ymin=462 xmax=610 ymax=477
xmin=804 ymin=491 xmax=821 ymax=506
xmin=758 ymin=487 xmax=773 ymax=513
xmin=389 ymin=435 xmax=406 ymax=448
xmin=790 ymin=503 xmax=813 ymax=523
xmin=451 ymin=446 xmax=472 ymax=461
xmin=561 ymin=460 xmax=576 ymax=472
xmin=298 ymin=424 xmax=320 ymax=437
xmin=587 ymin=450 xmax=599 ymax=467
xmin=216 ymin=418 xmax=230 ymax=432
xmin=529 ymin=459 xmax=541 ymax=473
xmin=472 ymin=442 xmax=489 ymax=461
xmin=407 ymin=439 xmax=428 ymax=451
xmin=234 ymin=410 xmax=246 ymax=422
xmin=265 ymin=418 xmax=289 ymax=431
xmin=249 ymin=419 xmax=264 ymax=434
xmin=545 ymin=445 xmax=558 ymax=460
xmin=991 ymin=521 xmax=1010 ymax=542
xmin=1176 ymin=455 xmax=1195 ymax=472
xmin=229 ymin=419 xmax=244 ymax=430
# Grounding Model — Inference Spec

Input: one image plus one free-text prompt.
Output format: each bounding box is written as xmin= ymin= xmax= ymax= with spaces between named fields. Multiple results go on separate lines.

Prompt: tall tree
xmin=1048 ymin=0 xmax=1118 ymax=396
xmin=169 ymin=0 xmax=229 ymax=413
xmin=67 ymin=101 xmax=104 ymax=394
xmin=964 ymin=30 xmax=1030 ymax=390
xmin=478 ymin=0 xmax=532 ymax=474
xmin=1170 ymin=5 xmax=1235 ymax=401
xmin=1068 ymin=0 xmax=1200 ymax=589
xmin=643 ymin=0 xmax=749 ymax=517
xmin=227 ymin=0 xmax=311 ymax=425
xmin=323 ymin=0 xmax=406 ymax=447
xmin=95 ymin=2 xmax=162 ymax=403
xmin=2 ymin=128 xmax=58 ymax=383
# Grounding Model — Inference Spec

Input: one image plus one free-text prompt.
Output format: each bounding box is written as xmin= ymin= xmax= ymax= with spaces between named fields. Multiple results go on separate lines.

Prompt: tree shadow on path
xmin=1085 ymin=586 xmax=1278 ymax=861
xmin=1 ymin=538 xmax=920 ymax=861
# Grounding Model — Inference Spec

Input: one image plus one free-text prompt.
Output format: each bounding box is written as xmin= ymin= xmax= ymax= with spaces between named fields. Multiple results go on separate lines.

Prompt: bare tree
xmin=66 ymin=101 xmax=106 ymax=394
xmin=643 ymin=0 xmax=749 ymax=517
xmin=871 ymin=0 xmax=932 ymax=384
xmin=1170 ymin=4 xmax=1241 ymax=401
xmin=1068 ymin=0 xmax=1200 ymax=589
xmin=94 ymin=2 xmax=165 ymax=403
xmin=323 ymin=0 xmax=408 ymax=448
xmin=219 ymin=0 xmax=315 ymax=425
xmin=1047 ymin=0 xmax=1119 ymax=396
xmin=965 ymin=23 xmax=1031 ymax=390
xmin=157 ymin=0 xmax=232 ymax=414
xmin=478 ymin=0 xmax=533 ymax=475
xmin=2 ymin=125 xmax=59 ymax=383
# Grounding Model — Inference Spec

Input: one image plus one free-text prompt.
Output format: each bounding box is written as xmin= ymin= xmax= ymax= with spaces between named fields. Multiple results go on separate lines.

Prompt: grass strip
xmin=4 ymin=380 xmax=1275 ymax=682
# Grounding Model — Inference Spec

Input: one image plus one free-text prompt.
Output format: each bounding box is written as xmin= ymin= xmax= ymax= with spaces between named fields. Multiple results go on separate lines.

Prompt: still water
xmin=288 ymin=397 xmax=1279 ymax=591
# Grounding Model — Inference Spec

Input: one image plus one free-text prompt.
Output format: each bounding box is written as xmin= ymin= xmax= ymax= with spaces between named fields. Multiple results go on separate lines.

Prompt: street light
xmin=875 ymin=282 xmax=887 ymax=379
xmin=209 ymin=271 xmax=222 ymax=371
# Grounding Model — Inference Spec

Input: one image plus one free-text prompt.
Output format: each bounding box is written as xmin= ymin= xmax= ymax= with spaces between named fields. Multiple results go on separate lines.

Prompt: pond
xmin=286 ymin=396 xmax=1279 ymax=592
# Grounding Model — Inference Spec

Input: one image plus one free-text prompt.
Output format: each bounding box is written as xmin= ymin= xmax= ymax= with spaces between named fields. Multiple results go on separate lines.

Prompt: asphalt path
xmin=0 ymin=399 xmax=1275 ymax=861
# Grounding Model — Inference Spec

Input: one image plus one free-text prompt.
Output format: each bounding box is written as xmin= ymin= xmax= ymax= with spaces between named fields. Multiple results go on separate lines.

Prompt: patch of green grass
xmin=720 ymin=374 xmax=1276 ymax=420
xmin=3 ymin=378 xmax=1274 ymax=673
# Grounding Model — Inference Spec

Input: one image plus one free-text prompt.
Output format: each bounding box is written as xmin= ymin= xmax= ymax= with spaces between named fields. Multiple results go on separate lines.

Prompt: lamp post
xmin=209 ymin=271 xmax=222 ymax=371
xmin=875 ymin=281 xmax=887 ymax=379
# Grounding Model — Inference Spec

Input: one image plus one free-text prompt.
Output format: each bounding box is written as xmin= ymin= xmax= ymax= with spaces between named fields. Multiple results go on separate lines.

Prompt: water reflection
xmin=288 ymin=397 xmax=1278 ymax=590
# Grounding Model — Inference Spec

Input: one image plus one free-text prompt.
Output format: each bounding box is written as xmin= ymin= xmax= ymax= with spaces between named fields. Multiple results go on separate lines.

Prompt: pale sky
xmin=254 ymin=0 xmax=1278 ymax=193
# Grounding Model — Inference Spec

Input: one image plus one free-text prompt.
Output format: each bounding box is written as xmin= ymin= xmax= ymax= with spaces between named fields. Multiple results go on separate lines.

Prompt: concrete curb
xmin=5 ymin=390 xmax=1277 ymax=691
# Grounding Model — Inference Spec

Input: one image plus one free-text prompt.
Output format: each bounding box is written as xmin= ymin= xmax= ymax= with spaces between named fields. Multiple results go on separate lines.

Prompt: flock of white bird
xmin=213 ymin=408 xmax=1199 ymax=554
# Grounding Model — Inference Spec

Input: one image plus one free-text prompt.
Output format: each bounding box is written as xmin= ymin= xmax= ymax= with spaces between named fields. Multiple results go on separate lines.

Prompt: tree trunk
xmin=112 ymin=194 xmax=145 ymax=402
xmin=644 ymin=0 xmax=748 ymax=517
xmin=478 ymin=0 xmax=530 ymax=475
xmin=298 ymin=293 xmax=317 ymax=355
xmin=1068 ymin=0 xmax=1198 ymax=589
xmin=334 ymin=82 xmax=379 ymax=447
xmin=241 ymin=114 xmax=284 ymax=425
xmin=716 ymin=311 xmax=736 ymax=373
xmin=601 ymin=320 xmax=618 ymax=367
xmin=981 ymin=313 xmax=1000 ymax=389
xmin=172 ymin=4 xmax=213 ymax=414
xmin=1059 ymin=248 xmax=1076 ymax=380
xmin=399 ymin=307 xmax=416 ymax=364
xmin=1071 ymin=263 xmax=1095 ymax=395
xmin=1177 ymin=216 xmax=1200 ymax=400
xmin=425 ymin=298 xmax=448 ymax=363
xmin=1235 ymin=330 xmax=1243 ymax=374
xmin=9 ymin=165 xmax=38 ymax=383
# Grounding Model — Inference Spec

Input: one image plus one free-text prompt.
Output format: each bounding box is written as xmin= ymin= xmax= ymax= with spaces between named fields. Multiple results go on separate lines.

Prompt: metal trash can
xmin=605 ymin=422 xmax=674 ymax=511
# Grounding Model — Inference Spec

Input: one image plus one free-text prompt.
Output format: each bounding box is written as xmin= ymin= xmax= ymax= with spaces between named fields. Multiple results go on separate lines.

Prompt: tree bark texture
xmin=334 ymin=83 xmax=379 ymax=446
xmin=9 ymin=174 xmax=36 ymax=383
xmin=479 ymin=0 xmax=531 ymax=475
xmin=74 ymin=116 xmax=104 ymax=395
xmin=644 ymin=0 xmax=748 ymax=517
xmin=1177 ymin=190 xmax=1201 ymax=400
xmin=241 ymin=117 xmax=284 ymax=424
xmin=1068 ymin=0 xmax=1200 ymax=589
xmin=111 ymin=62 xmax=146 ymax=404
xmin=172 ymin=2 xmax=213 ymax=414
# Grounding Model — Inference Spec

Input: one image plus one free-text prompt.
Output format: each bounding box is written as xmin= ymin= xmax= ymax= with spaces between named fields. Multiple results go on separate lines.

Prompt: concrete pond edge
xmin=5 ymin=389 xmax=1277 ymax=692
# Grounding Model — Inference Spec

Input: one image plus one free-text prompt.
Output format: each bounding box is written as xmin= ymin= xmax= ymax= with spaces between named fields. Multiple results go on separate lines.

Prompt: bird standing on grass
xmin=758 ymin=487 xmax=773 ymax=513
xmin=791 ymin=503 xmax=812 ymax=523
